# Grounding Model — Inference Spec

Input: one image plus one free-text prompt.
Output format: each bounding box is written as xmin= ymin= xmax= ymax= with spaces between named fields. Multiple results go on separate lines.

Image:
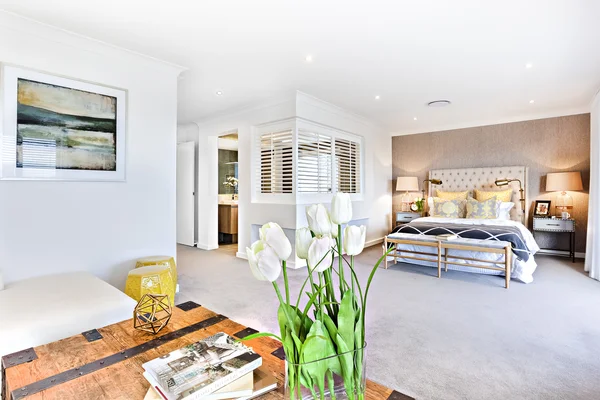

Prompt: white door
xmin=177 ymin=142 xmax=195 ymax=246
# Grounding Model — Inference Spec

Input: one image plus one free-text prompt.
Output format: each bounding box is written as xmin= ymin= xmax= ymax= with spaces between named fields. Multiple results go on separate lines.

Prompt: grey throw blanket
xmin=391 ymin=222 xmax=531 ymax=261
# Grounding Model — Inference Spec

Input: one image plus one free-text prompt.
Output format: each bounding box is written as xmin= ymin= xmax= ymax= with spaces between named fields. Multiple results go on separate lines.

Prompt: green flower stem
xmin=283 ymin=260 xmax=290 ymax=304
xmin=272 ymin=281 xmax=297 ymax=335
xmin=318 ymin=274 xmax=325 ymax=322
xmin=333 ymin=247 xmax=364 ymax=307
xmin=307 ymin=268 xmax=318 ymax=318
xmin=351 ymin=255 xmax=355 ymax=293
xmin=327 ymin=370 xmax=337 ymax=400
xmin=323 ymin=268 xmax=338 ymax=317
xmin=337 ymin=224 xmax=345 ymax=294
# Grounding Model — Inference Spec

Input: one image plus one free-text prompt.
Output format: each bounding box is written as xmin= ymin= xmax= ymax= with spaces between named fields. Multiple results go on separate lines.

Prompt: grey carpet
xmin=176 ymin=244 xmax=600 ymax=400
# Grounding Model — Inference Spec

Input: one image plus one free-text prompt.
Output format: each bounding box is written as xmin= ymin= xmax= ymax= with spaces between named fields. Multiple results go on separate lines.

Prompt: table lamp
xmin=545 ymin=171 xmax=583 ymax=216
xmin=396 ymin=176 xmax=419 ymax=212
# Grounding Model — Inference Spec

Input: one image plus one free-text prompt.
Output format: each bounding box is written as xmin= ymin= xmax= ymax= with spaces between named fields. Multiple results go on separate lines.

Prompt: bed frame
xmin=428 ymin=165 xmax=528 ymax=222
xmin=384 ymin=165 xmax=529 ymax=288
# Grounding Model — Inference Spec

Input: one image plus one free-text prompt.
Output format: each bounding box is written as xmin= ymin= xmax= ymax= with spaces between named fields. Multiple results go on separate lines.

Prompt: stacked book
xmin=142 ymin=332 xmax=277 ymax=400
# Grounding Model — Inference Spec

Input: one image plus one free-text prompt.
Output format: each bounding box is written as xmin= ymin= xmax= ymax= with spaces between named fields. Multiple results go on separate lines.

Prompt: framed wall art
xmin=0 ymin=64 xmax=126 ymax=181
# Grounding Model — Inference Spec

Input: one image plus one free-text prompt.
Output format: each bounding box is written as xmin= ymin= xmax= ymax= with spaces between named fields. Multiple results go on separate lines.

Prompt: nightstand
xmin=532 ymin=217 xmax=575 ymax=262
xmin=396 ymin=212 xmax=421 ymax=227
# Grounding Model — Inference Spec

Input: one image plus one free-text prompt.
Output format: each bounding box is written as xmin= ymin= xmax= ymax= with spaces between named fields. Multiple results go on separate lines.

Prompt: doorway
xmin=217 ymin=132 xmax=239 ymax=250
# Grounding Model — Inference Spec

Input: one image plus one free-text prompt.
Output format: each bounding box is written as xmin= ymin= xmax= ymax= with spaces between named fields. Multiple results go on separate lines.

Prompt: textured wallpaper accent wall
xmin=392 ymin=114 xmax=590 ymax=253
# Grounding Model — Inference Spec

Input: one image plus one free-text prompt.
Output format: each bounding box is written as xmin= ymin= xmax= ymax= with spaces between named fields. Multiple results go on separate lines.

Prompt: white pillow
xmin=498 ymin=202 xmax=515 ymax=220
xmin=427 ymin=196 xmax=434 ymax=211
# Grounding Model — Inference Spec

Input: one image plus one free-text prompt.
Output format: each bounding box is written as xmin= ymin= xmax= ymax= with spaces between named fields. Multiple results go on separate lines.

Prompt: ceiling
xmin=2 ymin=0 xmax=599 ymax=134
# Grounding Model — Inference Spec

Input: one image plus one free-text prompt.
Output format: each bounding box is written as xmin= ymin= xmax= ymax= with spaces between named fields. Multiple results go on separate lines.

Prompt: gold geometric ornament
xmin=133 ymin=294 xmax=172 ymax=334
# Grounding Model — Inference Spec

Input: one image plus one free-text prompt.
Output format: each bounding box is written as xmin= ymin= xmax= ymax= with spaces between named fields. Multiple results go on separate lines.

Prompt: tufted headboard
xmin=427 ymin=166 xmax=528 ymax=222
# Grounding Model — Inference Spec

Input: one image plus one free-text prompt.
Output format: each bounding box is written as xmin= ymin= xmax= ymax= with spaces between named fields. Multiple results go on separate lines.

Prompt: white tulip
xmin=295 ymin=227 xmax=313 ymax=260
xmin=331 ymin=223 xmax=339 ymax=238
xmin=307 ymin=236 xmax=334 ymax=272
xmin=246 ymin=240 xmax=282 ymax=282
xmin=259 ymin=222 xmax=292 ymax=260
xmin=306 ymin=204 xmax=332 ymax=236
xmin=331 ymin=192 xmax=353 ymax=224
xmin=343 ymin=225 xmax=367 ymax=256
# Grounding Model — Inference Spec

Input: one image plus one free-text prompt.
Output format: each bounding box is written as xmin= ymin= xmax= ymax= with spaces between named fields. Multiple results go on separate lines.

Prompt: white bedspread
xmin=389 ymin=217 xmax=540 ymax=283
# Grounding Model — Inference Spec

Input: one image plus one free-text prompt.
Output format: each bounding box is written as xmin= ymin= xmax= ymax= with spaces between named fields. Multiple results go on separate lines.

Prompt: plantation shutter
xmin=334 ymin=138 xmax=361 ymax=194
xmin=297 ymin=129 xmax=332 ymax=193
xmin=258 ymin=129 xmax=293 ymax=194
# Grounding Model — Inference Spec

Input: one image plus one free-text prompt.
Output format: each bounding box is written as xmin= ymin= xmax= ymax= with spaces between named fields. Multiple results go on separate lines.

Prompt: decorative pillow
xmin=497 ymin=202 xmax=515 ymax=220
xmin=431 ymin=198 xmax=466 ymax=218
xmin=466 ymin=196 xmax=500 ymax=219
xmin=436 ymin=190 xmax=469 ymax=200
xmin=474 ymin=189 xmax=513 ymax=203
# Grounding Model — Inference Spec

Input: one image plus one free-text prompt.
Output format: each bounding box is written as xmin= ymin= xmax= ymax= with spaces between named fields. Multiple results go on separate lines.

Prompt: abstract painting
xmin=1 ymin=65 xmax=126 ymax=180
xmin=17 ymin=79 xmax=117 ymax=170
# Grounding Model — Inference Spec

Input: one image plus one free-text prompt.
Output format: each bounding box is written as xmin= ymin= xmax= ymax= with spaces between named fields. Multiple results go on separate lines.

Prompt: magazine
xmin=142 ymin=332 xmax=261 ymax=399
xmin=144 ymin=366 xmax=277 ymax=400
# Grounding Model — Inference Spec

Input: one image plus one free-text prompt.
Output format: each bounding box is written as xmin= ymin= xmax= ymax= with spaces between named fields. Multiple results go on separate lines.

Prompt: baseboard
xmin=197 ymin=243 xmax=218 ymax=251
xmin=236 ymin=251 xmax=248 ymax=260
xmin=366 ymin=237 xmax=384 ymax=248
xmin=537 ymin=249 xmax=586 ymax=259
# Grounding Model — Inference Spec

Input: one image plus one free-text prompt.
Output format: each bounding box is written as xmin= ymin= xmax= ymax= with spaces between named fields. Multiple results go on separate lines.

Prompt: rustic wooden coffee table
xmin=2 ymin=302 xmax=413 ymax=400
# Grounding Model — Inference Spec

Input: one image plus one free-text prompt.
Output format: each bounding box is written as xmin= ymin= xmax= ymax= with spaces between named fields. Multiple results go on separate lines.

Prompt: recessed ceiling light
xmin=526 ymin=63 xmax=533 ymax=69
xmin=305 ymin=55 xmax=313 ymax=62
xmin=427 ymin=100 xmax=451 ymax=107
xmin=216 ymin=90 xmax=223 ymax=96
xmin=529 ymin=99 xmax=535 ymax=104
xmin=375 ymin=95 xmax=380 ymax=100
xmin=413 ymin=117 xmax=418 ymax=121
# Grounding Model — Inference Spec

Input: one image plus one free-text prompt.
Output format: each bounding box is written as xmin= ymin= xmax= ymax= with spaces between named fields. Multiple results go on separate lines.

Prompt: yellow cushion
xmin=466 ymin=197 xmax=500 ymax=219
xmin=474 ymin=189 xmax=513 ymax=203
xmin=431 ymin=198 xmax=466 ymax=218
xmin=436 ymin=190 xmax=469 ymax=201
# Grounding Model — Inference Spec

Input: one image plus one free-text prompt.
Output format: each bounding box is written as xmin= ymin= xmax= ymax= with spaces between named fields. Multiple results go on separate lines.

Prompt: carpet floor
xmin=176 ymin=244 xmax=600 ymax=400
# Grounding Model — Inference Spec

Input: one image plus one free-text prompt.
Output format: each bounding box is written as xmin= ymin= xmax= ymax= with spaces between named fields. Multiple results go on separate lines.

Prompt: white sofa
xmin=0 ymin=271 xmax=136 ymax=362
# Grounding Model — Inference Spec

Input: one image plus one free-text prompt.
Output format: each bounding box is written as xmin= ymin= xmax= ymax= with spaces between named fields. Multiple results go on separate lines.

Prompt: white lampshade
xmin=396 ymin=176 xmax=419 ymax=192
xmin=546 ymin=171 xmax=583 ymax=192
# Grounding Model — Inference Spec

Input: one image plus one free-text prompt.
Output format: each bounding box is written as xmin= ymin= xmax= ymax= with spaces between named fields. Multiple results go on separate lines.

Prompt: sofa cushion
xmin=0 ymin=271 xmax=136 ymax=359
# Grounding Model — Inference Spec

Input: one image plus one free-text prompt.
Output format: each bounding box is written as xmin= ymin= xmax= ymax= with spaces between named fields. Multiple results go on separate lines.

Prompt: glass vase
xmin=283 ymin=345 xmax=367 ymax=400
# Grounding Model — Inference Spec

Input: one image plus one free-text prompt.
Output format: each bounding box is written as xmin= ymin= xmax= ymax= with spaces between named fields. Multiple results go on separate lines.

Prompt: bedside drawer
xmin=396 ymin=212 xmax=421 ymax=223
xmin=533 ymin=218 xmax=574 ymax=232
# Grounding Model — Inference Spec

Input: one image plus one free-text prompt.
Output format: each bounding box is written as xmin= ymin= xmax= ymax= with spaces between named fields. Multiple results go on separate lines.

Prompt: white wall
xmin=191 ymin=92 xmax=392 ymax=260
xmin=585 ymin=90 xmax=600 ymax=279
xmin=0 ymin=12 xmax=183 ymax=287
xmin=295 ymin=92 xmax=392 ymax=246
xmin=195 ymin=97 xmax=298 ymax=252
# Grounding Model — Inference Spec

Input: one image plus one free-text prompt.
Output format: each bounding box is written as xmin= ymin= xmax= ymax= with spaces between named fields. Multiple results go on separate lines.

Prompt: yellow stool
xmin=135 ymin=256 xmax=177 ymax=291
xmin=125 ymin=265 xmax=175 ymax=306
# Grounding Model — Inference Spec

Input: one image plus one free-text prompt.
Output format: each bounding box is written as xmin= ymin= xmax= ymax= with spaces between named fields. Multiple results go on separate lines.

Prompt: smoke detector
xmin=427 ymin=100 xmax=452 ymax=107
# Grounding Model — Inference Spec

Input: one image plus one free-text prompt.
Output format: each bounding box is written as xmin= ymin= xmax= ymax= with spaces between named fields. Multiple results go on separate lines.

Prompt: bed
xmin=387 ymin=166 xmax=540 ymax=283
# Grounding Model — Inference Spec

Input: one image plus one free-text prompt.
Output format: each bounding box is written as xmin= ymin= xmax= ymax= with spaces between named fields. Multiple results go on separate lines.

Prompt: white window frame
xmin=251 ymin=118 xmax=364 ymax=205
xmin=295 ymin=119 xmax=364 ymax=204
xmin=251 ymin=119 xmax=296 ymax=205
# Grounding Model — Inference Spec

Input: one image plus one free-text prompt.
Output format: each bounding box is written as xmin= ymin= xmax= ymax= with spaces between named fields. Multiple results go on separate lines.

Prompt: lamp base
xmin=555 ymin=192 xmax=573 ymax=217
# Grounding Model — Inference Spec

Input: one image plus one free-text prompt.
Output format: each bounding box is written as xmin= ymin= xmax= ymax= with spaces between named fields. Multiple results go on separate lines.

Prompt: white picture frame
xmin=0 ymin=64 xmax=126 ymax=181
